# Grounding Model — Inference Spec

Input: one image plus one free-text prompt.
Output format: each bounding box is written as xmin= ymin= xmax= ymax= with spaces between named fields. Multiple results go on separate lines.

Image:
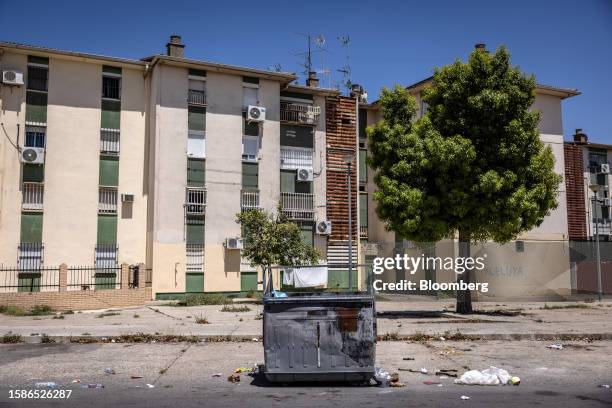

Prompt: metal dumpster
xmin=262 ymin=265 xmax=376 ymax=383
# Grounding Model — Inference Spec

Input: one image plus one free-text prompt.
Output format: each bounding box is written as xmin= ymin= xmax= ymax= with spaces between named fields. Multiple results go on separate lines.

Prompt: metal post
xmin=348 ymin=161 xmax=353 ymax=290
xmin=594 ymin=197 xmax=603 ymax=302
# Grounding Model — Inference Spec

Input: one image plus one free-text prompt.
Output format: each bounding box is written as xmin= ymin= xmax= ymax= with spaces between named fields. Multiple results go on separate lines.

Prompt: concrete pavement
xmin=0 ymin=340 xmax=610 ymax=407
xmin=1 ymin=300 xmax=612 ymax=342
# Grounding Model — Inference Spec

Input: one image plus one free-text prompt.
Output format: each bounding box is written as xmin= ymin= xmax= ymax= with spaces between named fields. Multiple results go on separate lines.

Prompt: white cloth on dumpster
xmin=282 ymin=269 xmax=295 ymax=286
xmin=282 ymin=265 xmax=328 ymax=288
xmin=293 ymin=265 xmax=328 ymax=288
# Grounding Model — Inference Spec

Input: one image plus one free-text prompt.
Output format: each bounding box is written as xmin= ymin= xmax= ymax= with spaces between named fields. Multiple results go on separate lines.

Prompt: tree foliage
xmin=236 ymin=209 xmax=320 ymax=269
xmin=367 ymin=46 xmax=562 ymax=244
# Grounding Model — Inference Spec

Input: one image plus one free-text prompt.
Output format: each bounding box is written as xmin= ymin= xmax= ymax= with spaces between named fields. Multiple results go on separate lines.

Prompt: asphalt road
xmin=0 ymin=341 xmax=610 ymax=407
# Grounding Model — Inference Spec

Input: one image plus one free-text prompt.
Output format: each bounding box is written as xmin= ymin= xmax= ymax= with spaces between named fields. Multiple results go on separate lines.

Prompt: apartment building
xmin=357 ymin=70 xmax=581 ymax=299
xmin=0 ymin=37 xmax=363 ymax=299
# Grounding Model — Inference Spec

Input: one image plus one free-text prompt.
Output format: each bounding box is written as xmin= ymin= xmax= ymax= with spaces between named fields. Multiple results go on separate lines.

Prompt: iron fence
xmin=0 ymin=266 xmax=59 ymax=293
xmin=67 ymin=266 xmax=122 ymax=291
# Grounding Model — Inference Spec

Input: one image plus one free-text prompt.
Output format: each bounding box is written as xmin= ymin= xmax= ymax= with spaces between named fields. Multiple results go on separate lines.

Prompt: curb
xmin=10 ymin=332 xmax=612 ymax=344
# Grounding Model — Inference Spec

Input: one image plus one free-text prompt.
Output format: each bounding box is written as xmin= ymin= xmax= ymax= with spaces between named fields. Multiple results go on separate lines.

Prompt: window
xmin=187 ymin=158 xmax=206 ymax=187
xmin=242 ymin=162 xmax=258 ymax=189
xmin=95 ymin=243 xmax=118 ymax=268
xmin=188 ymin=106 xmax=206 ymax=131
xmin=188 ymin=130 xmax=206 ymax=158
xmin=102 ymin=76 xmax=121 ymax=100
xmin=188 ymin=79 xmax=206 ymax=105
xmin=359 ymin=148 xmax=368 ymax=184
xmin=242 ymin=135 xmax=259 ymax=161
xmin=18 ymin=242 xmax=43 ymax=271
xmin=420 ymin=98 xmax=429 ymax=117
xmin=243 ymin=85 xmax=258 ymax=109
xmin=27 ymin=65 xmax=48 ymax=92
xmin=25 ymin=125 xmax=46 ymax=148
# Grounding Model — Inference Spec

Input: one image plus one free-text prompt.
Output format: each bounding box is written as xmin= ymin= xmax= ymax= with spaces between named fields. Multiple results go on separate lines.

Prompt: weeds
xmin=182 ymin=294 xmax=231 ymax=306
xmin=52 ymin=315 xmax=65 ymax=320
xmin=1 ymin=332 xmax=23 ymax=343
xmin=221 ymin=304 xmax=251 ymax=313
xmin=195 ymin=315 xmax=209 ymax=324
xmin=41 ymin=334 xmax=55 ymax=343
xmin=96 ymin=312 xmax=121 ymax=318
xmin=542 ymin=303 xmax=592 ymax=310
xmin=0 ymin=305 xmax=54 ymax=316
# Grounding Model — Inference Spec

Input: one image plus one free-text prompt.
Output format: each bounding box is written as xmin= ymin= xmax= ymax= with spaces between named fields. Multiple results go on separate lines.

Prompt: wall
xmin=150 ymin=63 xmax=188 ymax=294
xmin=0 ymin=51 xmax=26 ymax=266
xmin=202 ymin=71 xmax=242 ymax=292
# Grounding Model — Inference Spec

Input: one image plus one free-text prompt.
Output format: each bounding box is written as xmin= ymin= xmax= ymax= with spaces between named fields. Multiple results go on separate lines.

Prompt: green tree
xmin=236 ymin=209 xmax=320 ymax=289
xmin=367 ymin=46 xmax=562 ymax=313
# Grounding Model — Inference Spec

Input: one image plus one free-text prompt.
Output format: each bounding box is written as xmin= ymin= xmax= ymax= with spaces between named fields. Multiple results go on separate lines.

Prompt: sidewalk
xmin=1 ymin=299 xmax=611 ymax=342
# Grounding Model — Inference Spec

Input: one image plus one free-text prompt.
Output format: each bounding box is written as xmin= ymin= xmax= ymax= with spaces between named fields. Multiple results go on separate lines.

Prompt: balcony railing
xmin=280 ymin=147 xmax=314 ymax=170
xmin=186 ymin=187 xmax=206 ymax=214
xmin=95 ymin=244 xmax=118 ymax=268
xmin=241 ymin=190 xmax=260 ymax=210
xmin=101 ymin=129 xmax=120 ymax=154
xmin=22 ymin=182 xmax=44 ymax=211
xmin=18 ymin=242 xmax=44 ymax=271
xmin=188 ymin=89 xmax=207 ymax=106
xmin=280 ymin=192 xmax=315 ymax=220
xmin=360 ymin=226 xmax=368 ymax=239
xmin=186 ymin=244 xmax=205 ymax=272
xmin=99 ymin=187 xmax=118 ymax=214
xmin=280 ymin=102 xmax=321 ymax=125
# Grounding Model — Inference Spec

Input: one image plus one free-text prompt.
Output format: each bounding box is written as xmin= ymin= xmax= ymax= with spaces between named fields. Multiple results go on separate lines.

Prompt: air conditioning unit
xmin=603 ymin=198 xmax=612 ymax=207
xmin=316 ymin=220 xmax=332 ymax=235
xmin=601 ymin=164 xmax=610 ymax=174
xmin=2 ymin=70 xmax=24 ymax=86
xmin=296 ymin=167 xmax=314 ymax=182
xmin=247 ymin=105 xmax=266 ymax=122
xmin=19 ymin=147 xmax=45 ymax=164
xmin=225 ymin=237 xmax=243 ymax=250
xmin=121 ymin=194 xmax=134 ymax=203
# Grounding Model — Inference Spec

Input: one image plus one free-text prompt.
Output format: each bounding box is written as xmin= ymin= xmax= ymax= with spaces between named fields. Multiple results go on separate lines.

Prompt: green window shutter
xmin=186 ymin=273 xmax=204 ymax=292
xmin=299 ymin=222 xmax=314 ymax=246
xmin=280 ymin=124 xmax=314 ymax=148
xmin=188 ymin=106 xmax=206 ymax=131
xmin=101 ymin=99 xmax=121 ymax=129
xmin=280 ymin=170 xmax=295 ymax=193
xmin=187 ymin=158 xmax=206 ymax=187
xmin=359 ymin=149 xmax=368 ymax=184
xmin=359 ymin=193 xmax=368 ymax=227
xmin=97 ymin=215 xmax=117 ymax=244
xmin=20 ymin=213 xmax=43 ymax=242
xmin=25 ymin=91 xmax=47 ymax=123
xmin=186 ymin=215 xmax=205 ymax=244
xmin=99 ymin=156 xmax=119 ymax=186
xmin=359 ymin=109 xmax=368 ymax=139
xmin=242 ymin=162 xmax=258 ymax=189
xmin=240 ymin=272 xmax=258 ymax=292
xmin=23 ymin=164 xmax=44 ymax=182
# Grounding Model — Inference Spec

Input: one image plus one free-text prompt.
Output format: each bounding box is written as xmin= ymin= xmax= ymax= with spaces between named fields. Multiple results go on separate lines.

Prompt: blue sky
xmin=1 ymin=0 xmax=610 ymax=142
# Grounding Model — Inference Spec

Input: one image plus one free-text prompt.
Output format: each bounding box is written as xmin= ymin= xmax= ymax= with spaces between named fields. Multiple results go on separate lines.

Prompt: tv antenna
xmin=294 ymin=33 xmax=330 ymax=84
xmin=337 ymin=35 xmax=352 ymax=92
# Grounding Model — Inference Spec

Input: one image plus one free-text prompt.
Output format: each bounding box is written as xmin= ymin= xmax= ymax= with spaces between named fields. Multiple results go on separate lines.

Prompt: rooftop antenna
xmin=337 ymin=35 xmax=352 ymax=93
xmin=294 ymin=33 xmax=328 ymax=84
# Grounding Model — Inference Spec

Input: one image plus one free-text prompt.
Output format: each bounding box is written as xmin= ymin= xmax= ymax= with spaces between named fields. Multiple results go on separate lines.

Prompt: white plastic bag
xmin=455 ymin=366 xmax=511 ymax=386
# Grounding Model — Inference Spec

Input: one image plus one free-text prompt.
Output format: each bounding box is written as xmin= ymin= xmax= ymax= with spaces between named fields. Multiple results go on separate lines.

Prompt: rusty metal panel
xmin=263 ymin=294 xmax=375 ymax=382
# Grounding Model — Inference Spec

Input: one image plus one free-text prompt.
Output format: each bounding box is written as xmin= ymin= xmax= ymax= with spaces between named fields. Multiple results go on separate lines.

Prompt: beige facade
xmin=0 ymin=40 xmax=340 ymax=298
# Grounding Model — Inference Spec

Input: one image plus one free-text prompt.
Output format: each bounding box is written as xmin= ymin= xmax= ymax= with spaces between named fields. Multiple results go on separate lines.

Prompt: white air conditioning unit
xmin=601 ymin=164 xmax=610 ymax=174
xmin=121 ymin=194 xmax=134 ymax=203
xmin=2 ymin=70 xmax=24 ymax=86
xmin=296 ymin=167 xmax=313 ymax=182
xmin=316 ymin=220 xmax=332 ymax=235
xmin=19 ymin=147 xmax=45 ymax=164
xmin=225 ymin=237 xmax=243 ymax=250
xmin=247 ymin=105 xmax=266 ymax=122
xmin=603 ymin=198 xmax=612 ymax=207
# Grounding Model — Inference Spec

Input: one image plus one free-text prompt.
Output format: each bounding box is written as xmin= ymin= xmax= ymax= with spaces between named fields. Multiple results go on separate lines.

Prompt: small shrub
xmin=96 ymin=312 xmax=121 ymax=318
xmin=221 ymin=304 xmax=251 ymax=313
xmin=41 ymin=334 xmax=55 ymax=343
xmin=62 ymin=310 xmax=75 ymax=315
xmin=159 ymin=368 xmax=168 ymax=375
xmin=184 ymin=294 xmax=231 ymax=306
xmin=52 ymin=315 xmax=65 ymax=320
xmin=133 ymin=314 xmax=140 ymax=318
xmin=30 ymin=305 xmax=54 ymax=316
xmin=254 ymin=313 xmax=263 ymax=320
xmin=195 ymin=315 xmax=209 ymax=324
xmin=1 ymin=332 xmax=23 ymax=343
xmin=0 ymin=306 xmax=28 ymax=316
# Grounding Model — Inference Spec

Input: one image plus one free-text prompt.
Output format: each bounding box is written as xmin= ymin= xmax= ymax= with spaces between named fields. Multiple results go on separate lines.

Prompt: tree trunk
xmin=455 ymin=231 xmax=473 ymax=314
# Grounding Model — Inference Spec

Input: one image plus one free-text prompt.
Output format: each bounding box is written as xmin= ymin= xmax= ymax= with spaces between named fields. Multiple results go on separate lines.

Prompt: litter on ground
xmin=455 ymin=366 xmax=516 ymax=386
xmin=547 ymin=343 xmax=563 ymax=350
